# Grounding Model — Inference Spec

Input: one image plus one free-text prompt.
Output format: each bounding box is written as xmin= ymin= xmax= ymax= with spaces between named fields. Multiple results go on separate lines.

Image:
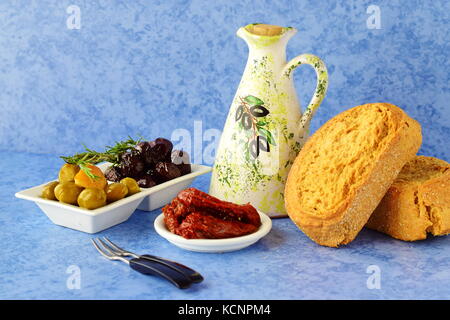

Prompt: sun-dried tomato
xmin=163 ymin=188 xmax=261 ymax=239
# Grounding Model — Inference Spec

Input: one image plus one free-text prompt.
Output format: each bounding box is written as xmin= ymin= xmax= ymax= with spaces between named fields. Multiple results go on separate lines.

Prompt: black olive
xmin=155 ymin=162 xmax=181 ymax=182
xmin=137 ymin=175 xmax=157 ymax=188
xmin=155 ymin=138 xmax=173 ymax=160
xmin=176 ymin=163 xmax=191 ymax=175
xmin=143 ymin=168 xmax=159 ymax=181
xmin=135 ymin=141 xmax=149 ymax=154
xmin=135 ymin=141 xmax=155 ymax=166
xmin=145 ymin=167 xmax=156 ymax=176
xmin=104 ymin=166 xmax=122 ymax=182
xmin=120 ymin=151 xmax=145 ymax=177
xmin=148 ymin=138 xmax=173 ymax=163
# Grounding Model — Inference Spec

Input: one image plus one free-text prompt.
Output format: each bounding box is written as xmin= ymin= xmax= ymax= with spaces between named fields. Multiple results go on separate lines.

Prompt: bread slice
xmin=366 ymin=156 xmax=450 ymax=241
xmin=284 ymin=103 xmax=422 ymax=247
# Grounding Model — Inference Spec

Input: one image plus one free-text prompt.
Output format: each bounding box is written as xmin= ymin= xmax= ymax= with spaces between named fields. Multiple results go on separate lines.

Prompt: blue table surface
xmin=1 ymin=151 xmax=449 ymax=300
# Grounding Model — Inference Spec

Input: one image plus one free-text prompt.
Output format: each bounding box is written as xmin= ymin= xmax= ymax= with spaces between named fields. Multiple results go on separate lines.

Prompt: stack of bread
xmin=285 ymin=103 xmax=449 ymax=247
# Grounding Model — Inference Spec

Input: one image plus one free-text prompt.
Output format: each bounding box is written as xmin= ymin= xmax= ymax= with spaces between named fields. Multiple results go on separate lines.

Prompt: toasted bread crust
xmin=366 ymin=156 xmax=450 ymax=241
xmin=285 ymin=103 xmax=422 ymax=247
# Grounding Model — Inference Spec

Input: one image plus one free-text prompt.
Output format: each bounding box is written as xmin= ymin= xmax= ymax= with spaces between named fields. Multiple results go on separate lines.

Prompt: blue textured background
xmin=0 ymin=0 xmax=448 ymax=161
xmin=1 ymin=0 xmax=450 ymax=301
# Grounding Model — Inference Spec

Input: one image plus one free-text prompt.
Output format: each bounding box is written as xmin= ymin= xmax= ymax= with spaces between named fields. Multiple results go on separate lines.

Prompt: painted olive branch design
xmin=235 ymin=95 xmax=276 ymax=159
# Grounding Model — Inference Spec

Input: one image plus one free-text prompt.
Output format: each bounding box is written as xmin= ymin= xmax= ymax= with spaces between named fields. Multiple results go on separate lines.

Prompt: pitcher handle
xmin=282 ymin=54 xmax=328 ymax=130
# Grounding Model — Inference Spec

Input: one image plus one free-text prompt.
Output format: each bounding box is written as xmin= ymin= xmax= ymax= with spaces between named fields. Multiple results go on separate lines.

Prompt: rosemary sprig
xmin=104 ymin=137 xmax=143 ymax=165
xmin=60 ymin=146 xmax=109 ymax=165
xmin=60 ymin=137 xmax=142 ymax=180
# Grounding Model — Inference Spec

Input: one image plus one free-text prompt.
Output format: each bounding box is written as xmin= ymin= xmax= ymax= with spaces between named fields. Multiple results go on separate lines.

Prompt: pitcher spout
xmin=237 ymin=24 xmax=297 ymax=47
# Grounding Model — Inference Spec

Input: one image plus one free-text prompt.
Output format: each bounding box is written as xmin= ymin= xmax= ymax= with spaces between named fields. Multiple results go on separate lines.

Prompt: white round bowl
xmin=154 ymin=210 xmax=272 ymax=253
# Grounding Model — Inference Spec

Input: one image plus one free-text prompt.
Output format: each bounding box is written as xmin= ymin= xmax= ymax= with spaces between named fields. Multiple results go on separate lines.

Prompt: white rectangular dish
xmin=15 ymin=163 xmax=212 ymax=233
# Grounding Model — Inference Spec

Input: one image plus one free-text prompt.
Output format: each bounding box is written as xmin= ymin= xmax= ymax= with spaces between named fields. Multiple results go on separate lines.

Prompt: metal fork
xmin=102 ymin=237 xmax=203 ymax=283
xmin=91 ymin=238 xmax=192 ymax=289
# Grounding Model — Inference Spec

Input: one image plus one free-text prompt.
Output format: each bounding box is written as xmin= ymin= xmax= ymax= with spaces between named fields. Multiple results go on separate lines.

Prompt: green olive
xmin=120 ymin=177 xmax=140 ymax=195
xmin=58 ymin=163 xmax=80 ymax=183
xmin=54 ymin=182 xmax=83 ymax=205
xmin=106 ymin=183 xmax=128 ymax=203
xmin=77 ymin=188 xmax=107 ymax=210
xmin=41 ymin=181 xmax=59 ymax=200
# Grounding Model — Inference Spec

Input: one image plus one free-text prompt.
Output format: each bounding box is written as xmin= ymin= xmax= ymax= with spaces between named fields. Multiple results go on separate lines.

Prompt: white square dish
xmin=15 ymin=163 xmax=212 ymax=233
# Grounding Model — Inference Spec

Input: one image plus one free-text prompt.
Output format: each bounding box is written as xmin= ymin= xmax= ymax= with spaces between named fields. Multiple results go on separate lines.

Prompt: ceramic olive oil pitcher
xmin=209 ymin=24 xmax=328 ymax=217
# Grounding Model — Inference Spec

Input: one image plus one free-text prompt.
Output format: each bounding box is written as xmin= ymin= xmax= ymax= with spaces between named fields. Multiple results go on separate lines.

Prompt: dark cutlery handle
xmin=129 ymin=258 xmax=192 ymax=289
xmin=141 ymin=254 xmax=204 ymax=283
